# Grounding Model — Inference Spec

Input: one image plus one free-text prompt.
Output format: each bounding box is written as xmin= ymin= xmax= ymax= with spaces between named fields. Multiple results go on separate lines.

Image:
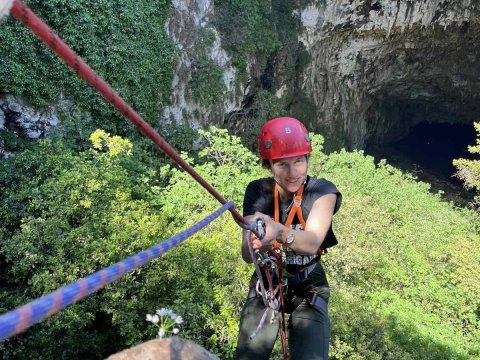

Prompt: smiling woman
xmin=271 ymin=156 xmax=308 ymax=197
xmin=237 ymin=117 xmax=342 ymax=360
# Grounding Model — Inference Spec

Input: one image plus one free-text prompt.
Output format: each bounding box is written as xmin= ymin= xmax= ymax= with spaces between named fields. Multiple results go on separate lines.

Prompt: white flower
xmin=150 ymin=314 xmax=159 ymax=324
xmin=173 ymin=328 xmax=179 ymax=334
xmin=156 ymin=308 xmax=168 ymax=316
xmin=175 ymin=316 xmax=183 ymax=324
xmin=146 ymin=314 xmax=153 ymax=322
xmin=158 ymin=327 xmax=165 ymax=338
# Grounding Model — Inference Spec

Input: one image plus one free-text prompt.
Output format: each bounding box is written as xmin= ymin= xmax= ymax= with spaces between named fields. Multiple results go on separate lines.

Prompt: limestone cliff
xmin=161 ymin=0 xmax=242 ymax=128
xmin=301 ymin=0 xmax=480 ymax=149
xmin=2 ymin=0 xmax=479 ymax=152
xmin=162 ymin=0 xmax=480 ymax=150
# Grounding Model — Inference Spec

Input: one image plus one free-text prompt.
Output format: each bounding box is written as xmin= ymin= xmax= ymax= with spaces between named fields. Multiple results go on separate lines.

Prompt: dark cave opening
xmin=366 ymin=121 xmax=477 ymax=205
xmin=390 ymin=122 xmax=476 ymax=180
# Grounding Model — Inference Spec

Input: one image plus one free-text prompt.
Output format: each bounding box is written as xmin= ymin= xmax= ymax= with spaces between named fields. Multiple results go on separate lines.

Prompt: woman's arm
xmin=253 ymin=194 xmax=337 ymax=255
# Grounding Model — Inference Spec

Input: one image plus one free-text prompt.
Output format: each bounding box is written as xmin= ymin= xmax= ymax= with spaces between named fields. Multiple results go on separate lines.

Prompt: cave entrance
xmin=366 ymin=121 xmax=477 ymax=205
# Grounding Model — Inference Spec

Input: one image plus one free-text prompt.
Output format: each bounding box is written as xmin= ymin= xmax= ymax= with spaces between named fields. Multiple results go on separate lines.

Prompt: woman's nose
xmin=288 ymin=165 xmax=298 ymax=177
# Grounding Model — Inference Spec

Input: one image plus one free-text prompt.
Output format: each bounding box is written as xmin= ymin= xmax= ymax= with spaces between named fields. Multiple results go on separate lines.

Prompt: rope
xmin=4 ymin=0 xmax=270 ymax=345
xmin=0 ymin=202 xmax=234 ymax=341
xmin=8 ymin=0 xmax=250 ymax=229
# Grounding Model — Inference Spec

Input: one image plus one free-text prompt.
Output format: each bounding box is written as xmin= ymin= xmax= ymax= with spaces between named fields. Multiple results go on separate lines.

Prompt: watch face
xmin=286 ymin=233 xmax=295 ymax=245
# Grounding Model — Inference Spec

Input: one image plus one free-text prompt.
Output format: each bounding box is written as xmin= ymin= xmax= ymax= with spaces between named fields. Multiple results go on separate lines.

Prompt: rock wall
xmin=161 ymin=0 xmax=243 ymax=128
xmin=3 ymin=0 xmax=480 ymax=151
xmin=107 ymin=337 xmax=219 ymax=360
xmin=0 ymin=96 xmax=63 ymax=157
xmin=300 ymin=0 xmax=480 ymax=149
xmin=161 ymin=0 xmax=480 ymax=150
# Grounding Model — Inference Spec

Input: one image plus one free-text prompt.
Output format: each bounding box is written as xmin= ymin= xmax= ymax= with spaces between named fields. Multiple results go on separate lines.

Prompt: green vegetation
xmin=0 ymin=127 xmax=479 ymax=359
xmin=453 ymin=122 xmax=480 ymax=208
xmin=213 ymin=0 xmax=282 ymax=79
xmin=189 ymin=58 xmax=226 ymax=106
xmin=0 ymin=0 xmax=175 ymax=133
xmin=213 ymin=0 xmax=305 ymax=85
xmin=2 ymin=3 xmax=478 ymax=358
xmin=186 ymin=29 xmax=226 ymax=107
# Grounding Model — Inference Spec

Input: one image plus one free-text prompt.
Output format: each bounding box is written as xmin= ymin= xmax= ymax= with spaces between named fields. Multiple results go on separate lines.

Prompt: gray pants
xmin=235 ymin=294 xmax=330 ymax=360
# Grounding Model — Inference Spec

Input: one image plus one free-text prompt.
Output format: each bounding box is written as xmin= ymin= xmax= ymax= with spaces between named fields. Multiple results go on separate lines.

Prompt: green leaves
xmin=189 ymin=59 xmax=227 ymax=106
xmin=453 ymin=122 xmax=480 ymax=207
xmin=1 ymin=126 xmax=479 ymax=359
xmin=320 ymin=148 xmax=480 ymax=359
xmin=0 ymin=0 xmax=175 ymax=131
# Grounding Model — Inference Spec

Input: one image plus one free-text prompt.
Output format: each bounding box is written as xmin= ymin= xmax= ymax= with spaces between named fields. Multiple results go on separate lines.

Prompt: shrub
xmin=0 ymin=127 xmax=478 ymax=359
xmin=453 ymin=122 xmax=480 ymax=208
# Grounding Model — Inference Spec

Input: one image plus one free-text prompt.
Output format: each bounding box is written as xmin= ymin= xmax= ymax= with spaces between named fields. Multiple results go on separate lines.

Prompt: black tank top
xmin=243 ymin=175 xmax=342 ymax=273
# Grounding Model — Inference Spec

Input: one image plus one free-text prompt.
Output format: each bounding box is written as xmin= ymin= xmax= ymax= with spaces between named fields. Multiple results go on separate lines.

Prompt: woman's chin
xmin=282 ymin=183 xmax=302 ymax=194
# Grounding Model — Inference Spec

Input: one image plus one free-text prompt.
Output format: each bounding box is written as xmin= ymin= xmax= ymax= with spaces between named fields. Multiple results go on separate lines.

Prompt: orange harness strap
xmin=273 ymin=183 xmax=327 ymax=255
xmin=273 ymin=183 xmax=306 ymax=250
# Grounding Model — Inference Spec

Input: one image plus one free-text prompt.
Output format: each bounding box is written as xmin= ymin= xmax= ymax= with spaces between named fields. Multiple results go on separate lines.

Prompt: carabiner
xmin=253 ymin=217 xmax=265 ymax=239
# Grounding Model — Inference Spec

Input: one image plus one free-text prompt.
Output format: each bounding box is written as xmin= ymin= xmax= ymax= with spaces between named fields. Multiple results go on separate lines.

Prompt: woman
xmin=236 ymin=117 xmax=342 ymax=360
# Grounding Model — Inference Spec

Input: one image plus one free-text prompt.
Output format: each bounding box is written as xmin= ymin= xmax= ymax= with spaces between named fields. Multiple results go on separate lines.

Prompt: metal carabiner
xmin=252 ymin=217 xmax=265 ymax=240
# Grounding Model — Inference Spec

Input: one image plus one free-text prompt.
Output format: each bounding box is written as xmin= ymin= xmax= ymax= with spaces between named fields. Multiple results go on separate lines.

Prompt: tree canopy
xmin=0 ymin=127 xmax=479 ymax=359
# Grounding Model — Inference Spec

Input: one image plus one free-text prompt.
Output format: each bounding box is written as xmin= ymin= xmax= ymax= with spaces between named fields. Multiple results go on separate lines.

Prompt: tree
xmin=453 ymin=122 xmax=480 ymax=208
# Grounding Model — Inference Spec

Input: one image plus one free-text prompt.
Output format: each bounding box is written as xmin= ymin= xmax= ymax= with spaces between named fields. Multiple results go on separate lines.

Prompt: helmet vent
xmin=265 ymin=140 xmax=272 ymax=149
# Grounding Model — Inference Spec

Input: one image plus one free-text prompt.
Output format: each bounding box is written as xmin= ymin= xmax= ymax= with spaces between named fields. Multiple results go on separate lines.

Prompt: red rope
xmin=9 ymin=0 xmax=248 ymax=227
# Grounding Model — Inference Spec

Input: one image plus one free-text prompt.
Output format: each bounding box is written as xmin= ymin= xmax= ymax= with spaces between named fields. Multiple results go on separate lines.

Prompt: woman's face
xmin=271 ymin=155 xmax=308 ymax=195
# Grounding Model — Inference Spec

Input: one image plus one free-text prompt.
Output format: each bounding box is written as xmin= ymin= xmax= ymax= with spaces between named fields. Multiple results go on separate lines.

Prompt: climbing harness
xmin=248 ymin=181 xmax=327 ymax=359
xmin=244 ymin=183 xmax=309 ymax=360
xmin=274 ymin=183 xmax=306 ymax=248
xmin=274 ymin=181 xmax=327 ymax=256
xmin=245 ymin=218 xmax=289 ymax=360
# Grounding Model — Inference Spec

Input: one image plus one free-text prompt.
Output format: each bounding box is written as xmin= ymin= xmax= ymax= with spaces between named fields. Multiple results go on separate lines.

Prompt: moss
xmin=0 ymin=0 xmax=175 ymax=135
xmin=186 ymin=28 xmax=227 ymax=107
xmin=212 ymin=0 xmax=284 ymax=77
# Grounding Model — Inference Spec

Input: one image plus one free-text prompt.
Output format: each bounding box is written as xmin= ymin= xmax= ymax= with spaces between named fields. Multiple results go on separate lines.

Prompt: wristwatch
xmin=285 ymin=231 xmax=295 ymax=246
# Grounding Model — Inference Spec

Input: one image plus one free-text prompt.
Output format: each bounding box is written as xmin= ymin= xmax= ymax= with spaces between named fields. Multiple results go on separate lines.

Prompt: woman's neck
xmin=277 ymin=184 xmax=293 ymax=202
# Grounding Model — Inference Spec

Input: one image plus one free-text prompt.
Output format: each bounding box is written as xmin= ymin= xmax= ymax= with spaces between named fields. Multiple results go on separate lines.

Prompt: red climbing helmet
xmin=258 ymin=117 xmax=312 ymax=160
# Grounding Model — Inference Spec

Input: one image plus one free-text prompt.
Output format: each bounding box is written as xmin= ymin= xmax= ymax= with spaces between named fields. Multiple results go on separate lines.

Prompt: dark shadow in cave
xmin=366 ymin=122 xmax=477 ymax=207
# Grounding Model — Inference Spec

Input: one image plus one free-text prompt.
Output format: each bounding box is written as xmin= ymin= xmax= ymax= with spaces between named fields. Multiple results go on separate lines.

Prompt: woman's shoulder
xmin=246 ymin=177 xmax=274 ymax=193
xmin=305 ymin=176 xmax=339 ymax=194
xmin=305 ymin=176 xmax=342 ymax=214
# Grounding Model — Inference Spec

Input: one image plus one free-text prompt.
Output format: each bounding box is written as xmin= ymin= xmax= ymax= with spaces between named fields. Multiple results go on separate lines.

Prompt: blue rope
xmin=0 ymin=201 xmax=235 ymax=341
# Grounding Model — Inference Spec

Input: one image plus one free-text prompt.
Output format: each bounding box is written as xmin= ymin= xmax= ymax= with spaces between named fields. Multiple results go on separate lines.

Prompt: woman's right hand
xmin=249 ymin=212 xmax=284 ymax=251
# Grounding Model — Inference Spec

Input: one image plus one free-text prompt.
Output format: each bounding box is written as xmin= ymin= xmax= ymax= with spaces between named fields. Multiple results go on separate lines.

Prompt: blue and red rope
xmin=0 ymin=202 xmax=234 ymax=341
xmin=0 ymin=0 xmax=266 ymax=343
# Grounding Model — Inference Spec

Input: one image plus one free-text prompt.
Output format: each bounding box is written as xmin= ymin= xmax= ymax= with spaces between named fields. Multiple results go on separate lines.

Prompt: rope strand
xmin=0 ymin=202 xmax=234 ymax=341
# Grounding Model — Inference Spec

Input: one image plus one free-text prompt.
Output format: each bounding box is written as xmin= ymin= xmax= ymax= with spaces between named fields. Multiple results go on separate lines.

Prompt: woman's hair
xmin=261 ymin=159 xmax=271 ymax=170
